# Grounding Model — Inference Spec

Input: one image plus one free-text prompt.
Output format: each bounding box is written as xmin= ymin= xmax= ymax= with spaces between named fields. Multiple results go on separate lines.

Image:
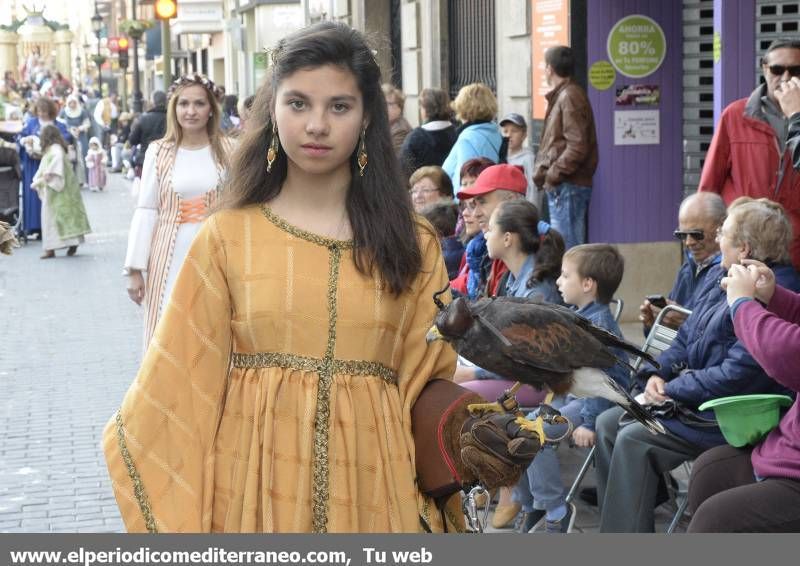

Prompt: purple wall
xmin=713 ymin=0 xmax=756 ymax=124
xmin=586 ymin=1 xmax=683 ymax=244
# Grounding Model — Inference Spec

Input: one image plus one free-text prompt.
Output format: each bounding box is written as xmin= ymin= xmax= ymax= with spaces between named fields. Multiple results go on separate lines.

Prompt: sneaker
xmin=543 ymin=503 xmax=575 ymax=534
xmin=515 ymin=509 xmax=545 ymax=533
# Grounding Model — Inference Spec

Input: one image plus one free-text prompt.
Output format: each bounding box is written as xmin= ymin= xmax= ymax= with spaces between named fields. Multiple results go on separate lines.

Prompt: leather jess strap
xmin=178 ymin=196 xmax=208 ymax=224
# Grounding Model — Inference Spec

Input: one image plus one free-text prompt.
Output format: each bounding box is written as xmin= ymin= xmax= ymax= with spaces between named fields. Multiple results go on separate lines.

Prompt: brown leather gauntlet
xmin=458 ymin=412 xmax=541 ymax=490
xmin=412 ymin=380 xmax=542 ymax=497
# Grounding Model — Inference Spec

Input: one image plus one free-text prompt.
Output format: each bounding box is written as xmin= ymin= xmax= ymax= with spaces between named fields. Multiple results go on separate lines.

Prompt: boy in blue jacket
xmin=513 ymin=244 xmax=629 ymax=533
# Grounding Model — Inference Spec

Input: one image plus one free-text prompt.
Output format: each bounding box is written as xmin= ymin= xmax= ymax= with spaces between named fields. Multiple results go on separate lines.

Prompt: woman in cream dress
xmin=124 ymin=74 xmax=233 ymax=350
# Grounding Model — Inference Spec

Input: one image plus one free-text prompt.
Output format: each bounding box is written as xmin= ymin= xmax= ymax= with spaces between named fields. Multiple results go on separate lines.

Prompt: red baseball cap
xmin=457 ymin=164 xmax=527 ymax=199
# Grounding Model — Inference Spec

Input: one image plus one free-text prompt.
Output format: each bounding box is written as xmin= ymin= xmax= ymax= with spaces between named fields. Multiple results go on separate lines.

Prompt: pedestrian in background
xmin=31 ymin=125 xmax=90 ymax=258
xmin=17 ymin=96 xmax=73 ymax=238
xmin=383 ymin=83 xmax=411 ymax=156
xmin=442 ymin=83 xmax=503 ymax=190
xmin=220 ymin=94 xmax=240 ymax=134
xmin=129 ymin=91 xmax=168 ymax=178
xmin=85 ymin=136 xmax=107 ymax=192
xmin=58 ymin=94 xmax=91 ymax=186
xmin=237 ymin=94 xmax=255 ymax=133
xmin=533 ymin=46 xmax=598 ymax=250
xmin=123 ymin=74 xmax=232 ymax=351
xmin=400 ymin=87 xmax=457 ymax=176
xmin=93 ymin=93 xmax=118 ymax=151
xmin=500 ymin=112 xmax=540 ymax=212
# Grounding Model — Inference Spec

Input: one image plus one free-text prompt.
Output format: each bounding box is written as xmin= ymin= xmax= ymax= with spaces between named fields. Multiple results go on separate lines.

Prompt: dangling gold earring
xmin=357 ymin=126 xmax=368 ymax=177
xmin=266 ymin=123 xmax=279 ymax=173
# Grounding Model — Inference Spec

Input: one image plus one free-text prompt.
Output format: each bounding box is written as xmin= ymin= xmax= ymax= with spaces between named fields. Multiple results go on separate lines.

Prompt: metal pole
xmin=121 ymin=68 xmax=128 ymax=112
xmin=131 ymin=0 xmax=143 ymax=113
xmin=161 ymin=19 xmax=172 ymax=87
xmin=96 ymin=39 xmax=103 ymax=96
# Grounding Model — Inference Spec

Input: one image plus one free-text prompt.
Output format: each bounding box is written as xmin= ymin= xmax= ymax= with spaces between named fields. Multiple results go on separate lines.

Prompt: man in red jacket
xmin=699 ymin=39 xmax=800 ymax=270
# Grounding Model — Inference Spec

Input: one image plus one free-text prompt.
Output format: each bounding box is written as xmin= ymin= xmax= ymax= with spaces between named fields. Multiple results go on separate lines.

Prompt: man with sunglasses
xmin=700 ymin=39 xmax=800 ymax=271
xmin=639 ymin=192 xmax=726 ymax=334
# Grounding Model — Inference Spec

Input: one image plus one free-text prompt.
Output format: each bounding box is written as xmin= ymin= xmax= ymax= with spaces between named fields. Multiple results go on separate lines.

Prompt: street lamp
xmin=91 ymin=4 xmax=105 ymax=96
xmin=130 ymin=0 xmax=143 ymax=113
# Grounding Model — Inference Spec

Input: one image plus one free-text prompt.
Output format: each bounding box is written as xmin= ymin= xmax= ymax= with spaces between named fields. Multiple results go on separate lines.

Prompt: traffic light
xmin=118 ymin=37 xmax=129 ymax=69
xmin=155 ymin=0 xmax=178 ymax=20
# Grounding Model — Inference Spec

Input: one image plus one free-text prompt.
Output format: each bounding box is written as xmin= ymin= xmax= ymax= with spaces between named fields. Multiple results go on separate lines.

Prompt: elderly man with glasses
xmin=699 ymin=38 xmax=800 ymax=271
xmin=639 ymin=192 xmax=726 ymax=334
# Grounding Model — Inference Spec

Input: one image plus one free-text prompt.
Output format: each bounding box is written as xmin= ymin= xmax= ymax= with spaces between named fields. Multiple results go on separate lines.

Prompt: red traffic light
xmin=155 ymin=0 xmax=178 ymax=20
xmin=118 ymin=37 xmax=129 ymax=50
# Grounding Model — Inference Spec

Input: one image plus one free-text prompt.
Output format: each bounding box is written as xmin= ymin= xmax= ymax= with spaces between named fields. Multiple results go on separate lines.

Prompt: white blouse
xmin=124 ymin=144 xmax=220 ymax=271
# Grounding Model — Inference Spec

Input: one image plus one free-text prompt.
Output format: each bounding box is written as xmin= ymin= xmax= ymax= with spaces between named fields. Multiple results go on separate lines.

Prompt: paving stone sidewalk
xmin=0 ymin=172 xmax=141 ymax=533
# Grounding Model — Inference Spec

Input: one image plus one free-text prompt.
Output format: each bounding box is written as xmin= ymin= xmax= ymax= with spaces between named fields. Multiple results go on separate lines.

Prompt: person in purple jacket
xmin=687 ymin=256 xmax=800 ymax=532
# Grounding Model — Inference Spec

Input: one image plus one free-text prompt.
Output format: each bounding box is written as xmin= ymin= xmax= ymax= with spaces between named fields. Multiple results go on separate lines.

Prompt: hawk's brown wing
xmin=479 ymin=298 xmax=618 ymax=374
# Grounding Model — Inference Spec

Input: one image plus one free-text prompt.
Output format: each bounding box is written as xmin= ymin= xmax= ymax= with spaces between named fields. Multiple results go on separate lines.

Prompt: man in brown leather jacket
xmin=533 ymin=46 xmax=598 ymax=249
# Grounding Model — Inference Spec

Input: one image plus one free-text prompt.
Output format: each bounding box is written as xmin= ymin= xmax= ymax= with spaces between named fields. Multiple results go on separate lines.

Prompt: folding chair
xmin=609 ymin=298 xmax=624 ymax=323
xmin=564 ymin=304 xmax=692 ymax=534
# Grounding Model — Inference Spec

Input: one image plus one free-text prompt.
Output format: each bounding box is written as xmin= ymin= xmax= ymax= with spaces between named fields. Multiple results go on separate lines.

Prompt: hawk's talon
xmin=514 ymin=416 xmax=545 ymax=444
xmin=467 ymin=401 xmax=507 ymax=417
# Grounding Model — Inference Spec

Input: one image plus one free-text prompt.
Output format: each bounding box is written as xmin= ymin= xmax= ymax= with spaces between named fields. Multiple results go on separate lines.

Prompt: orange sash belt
xmin=178 ymin=196 xmax=208 ymax=224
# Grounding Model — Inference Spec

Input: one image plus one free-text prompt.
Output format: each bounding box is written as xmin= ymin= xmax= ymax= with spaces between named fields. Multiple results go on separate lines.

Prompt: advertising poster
xmin=531 ymin=0 xmax=570 ymax=119
xmin=615 ymin=84 xmax=660 ymax=106
xmin=607 ymin=14 xmax=667 ymax=78
xmin=614 ymin=109 xmax=660 ymax=145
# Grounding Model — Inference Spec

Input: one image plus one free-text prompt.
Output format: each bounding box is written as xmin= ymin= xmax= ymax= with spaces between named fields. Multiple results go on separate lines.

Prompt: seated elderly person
xmin=639 ymin=192 xmax=726 ymax=333
xmin=408 ymin=165 xmax=453 ymax=213
xmin=595 ymin=197 xmax=800 ymax=533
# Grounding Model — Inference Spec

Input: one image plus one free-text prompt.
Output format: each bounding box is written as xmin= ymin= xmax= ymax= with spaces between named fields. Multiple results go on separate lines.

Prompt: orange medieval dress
xmin=103 ymin=204 xmax=459 ymax=532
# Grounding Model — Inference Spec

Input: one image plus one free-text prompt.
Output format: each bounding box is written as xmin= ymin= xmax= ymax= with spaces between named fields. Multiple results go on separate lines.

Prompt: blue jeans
xmin=513 ymin=396 xmax=585 ymax=512
xmin=546 ymin=183 xmax=592 ymax=249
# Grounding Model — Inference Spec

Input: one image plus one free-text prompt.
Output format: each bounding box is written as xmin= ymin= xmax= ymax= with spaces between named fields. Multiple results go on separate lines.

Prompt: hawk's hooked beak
xmin=426 ymin=325 xmax=443 ymax=344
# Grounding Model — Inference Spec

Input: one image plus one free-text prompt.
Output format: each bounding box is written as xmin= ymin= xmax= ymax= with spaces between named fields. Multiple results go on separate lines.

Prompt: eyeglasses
xmin=409 ymin=188 xmax=440 ymax=197
xmin=673 ymin=229 xmax=705 ymax=241
xmin=766 ymin=65 xmax=800 ymax=77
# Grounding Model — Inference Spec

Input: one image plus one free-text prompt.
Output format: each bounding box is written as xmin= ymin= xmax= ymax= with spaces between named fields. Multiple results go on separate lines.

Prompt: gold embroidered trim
xmin=312 ymin=244 xmax=341 ymax=533
xmin=261 ymin=205 xmax=354 ymax=250
xmin=115 ymin=411 xmax=159 ymax=533
xmin=231 ymin=352 xmax=398 ymax=384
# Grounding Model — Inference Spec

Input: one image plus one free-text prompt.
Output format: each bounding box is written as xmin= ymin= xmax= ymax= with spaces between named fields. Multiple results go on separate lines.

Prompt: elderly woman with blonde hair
xmin=408 ymin=165 xmax=453 ymax=213
xmin=442 ymin=83 xmax=503 ymax=190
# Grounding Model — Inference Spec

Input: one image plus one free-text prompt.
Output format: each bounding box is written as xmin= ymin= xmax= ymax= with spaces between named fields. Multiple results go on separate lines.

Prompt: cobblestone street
xmin=0 ymin=172 xmax=140 ymax=533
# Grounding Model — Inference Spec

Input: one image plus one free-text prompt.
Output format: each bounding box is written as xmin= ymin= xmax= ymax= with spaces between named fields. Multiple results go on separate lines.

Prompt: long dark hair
xmin=39 ymin=124 xmax=68 ymax=154
xmin=221 ymin=22 xmax=422 ymax=295
xmin=493 ymin=199 xmax=565 ymax=285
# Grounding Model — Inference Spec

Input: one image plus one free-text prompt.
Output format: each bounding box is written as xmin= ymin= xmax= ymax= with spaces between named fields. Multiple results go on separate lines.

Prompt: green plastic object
xmin=699 ymin=394 xmax=794 ymax=448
